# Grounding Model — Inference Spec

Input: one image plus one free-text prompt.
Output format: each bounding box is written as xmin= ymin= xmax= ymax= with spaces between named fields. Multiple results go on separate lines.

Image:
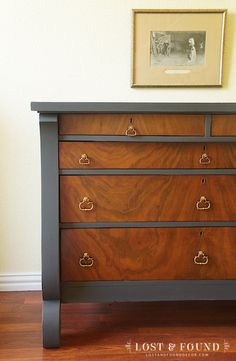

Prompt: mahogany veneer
xmin=59 ymin=142 xmax=236 ymax=169
xmin=212 ymin=115 xmax=236 ymax=136
xmin=59 ymin=113 xmax=205 ymax=135
xmin=60 ymin=175 xmax=236 ymax=222
xmin=61 ymin=227 xmax=236 ymax=281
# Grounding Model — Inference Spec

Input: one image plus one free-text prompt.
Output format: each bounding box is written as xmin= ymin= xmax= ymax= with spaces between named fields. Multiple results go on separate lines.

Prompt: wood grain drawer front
xmin=60 ymin=175 xmax=236 ymax=222
xmin=59 ymin=142 xmax=236 ymax=169
xmin=59 ymin=113 xmax=205 ymax=135
xmin=212 ymin=115 xmax=236 ymax=136
xmin=61 ymin=228 xmax=236 ymax=281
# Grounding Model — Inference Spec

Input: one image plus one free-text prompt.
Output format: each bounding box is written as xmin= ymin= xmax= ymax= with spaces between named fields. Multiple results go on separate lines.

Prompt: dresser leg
xmin=42 ymin=300 xmax=61 ymax=348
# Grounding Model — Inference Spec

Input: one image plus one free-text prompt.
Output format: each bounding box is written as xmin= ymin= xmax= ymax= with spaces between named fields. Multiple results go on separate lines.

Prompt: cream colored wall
xmin=0 ymin=0 xmax=235 ymax=276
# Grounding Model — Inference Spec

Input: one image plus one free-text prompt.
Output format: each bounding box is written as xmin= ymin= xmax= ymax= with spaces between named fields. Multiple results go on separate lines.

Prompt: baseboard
xmin=0 ymin=273 xmax=42 ymax=291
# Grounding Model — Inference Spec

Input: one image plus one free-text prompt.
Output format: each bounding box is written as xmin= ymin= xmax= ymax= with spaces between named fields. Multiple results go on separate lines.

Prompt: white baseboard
xmin=0 ymin=273 xmax=42 ymax=291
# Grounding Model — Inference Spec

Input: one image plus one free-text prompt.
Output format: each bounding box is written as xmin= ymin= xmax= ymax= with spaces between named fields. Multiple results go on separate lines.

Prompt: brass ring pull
xmin=79 ymin=197 xmax=94 ymax=211
xmin=196 ymin=196 xmax=211 ymax=210
xmin=125 ymin=125 xmax=137 ymax=137
xmin=199 ymin=153 xmax=211 ymax=165
xmin=79 ymin=253 xmax=94 ymax=267
xmin=194 ymin=250 xmax=209 ymax=265
xmin=79 ymin=153 xmax=90 ymax=165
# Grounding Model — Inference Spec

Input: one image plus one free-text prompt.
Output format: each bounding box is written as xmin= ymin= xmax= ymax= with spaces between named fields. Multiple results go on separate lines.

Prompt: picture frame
xmin=132 ymin=9 xmax=227 ymax=87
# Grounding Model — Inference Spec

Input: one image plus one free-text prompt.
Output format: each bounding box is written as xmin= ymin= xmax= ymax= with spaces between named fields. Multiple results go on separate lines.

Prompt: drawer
xmin=60 ymin=175 xmax=236 ymax=222
xmin=61 ymin=227 xmax=236 ymax=281
xmin=212 ymin=115 xmax=236 ymax=136
xmin=59 ymin=113 xmax=205 ymax=136
xmin=59 ymin=142 xmax=236 ymax=169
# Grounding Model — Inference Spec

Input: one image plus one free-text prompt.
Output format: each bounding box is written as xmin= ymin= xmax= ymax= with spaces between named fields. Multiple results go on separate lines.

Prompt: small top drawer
xmin=59 ymin=113 xmax=205 ymax=136
xmin=212 ymin=115 xmax=236 ymax=136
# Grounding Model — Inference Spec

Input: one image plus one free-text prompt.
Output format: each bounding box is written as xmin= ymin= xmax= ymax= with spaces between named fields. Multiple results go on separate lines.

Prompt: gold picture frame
xmin=132 ymin=9 xmax=227 ymax=87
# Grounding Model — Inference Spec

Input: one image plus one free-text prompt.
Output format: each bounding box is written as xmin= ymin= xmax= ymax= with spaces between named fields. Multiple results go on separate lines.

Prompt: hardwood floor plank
xmin=1 ymin=292 xmax=236 ymax=360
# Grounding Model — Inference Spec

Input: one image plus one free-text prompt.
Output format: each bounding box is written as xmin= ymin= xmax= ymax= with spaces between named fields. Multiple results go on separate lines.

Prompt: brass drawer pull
xmin=194 ymin=250 xmax=209 ymax=265
xmin=196 ymin=196 xmax=211 ymax=210
xmin=79 ymin=153 xmax=90 ymax=165
xmin=199 ymin=153 xmax=211 ymax=165
xmin=79 ymin=253 xmax=94 ymax=267
xmin=79 ymin=197 xmax=94 ymax=211
xmin=125 ymin=125 xmax=137 ymax=137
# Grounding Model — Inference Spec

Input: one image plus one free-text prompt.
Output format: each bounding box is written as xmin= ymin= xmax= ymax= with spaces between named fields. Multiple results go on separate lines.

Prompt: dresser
xmin=31 ymin=102 xmax=236 ymax=348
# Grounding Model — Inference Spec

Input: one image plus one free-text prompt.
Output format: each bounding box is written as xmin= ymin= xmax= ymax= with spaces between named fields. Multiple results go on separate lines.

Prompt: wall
xmin=0 ymin=0 xmax=235 ymax=289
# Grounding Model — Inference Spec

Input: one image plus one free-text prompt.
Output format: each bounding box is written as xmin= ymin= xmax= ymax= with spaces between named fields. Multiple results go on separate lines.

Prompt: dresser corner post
xmin=39 ymin=113 xmax=60 ymax=348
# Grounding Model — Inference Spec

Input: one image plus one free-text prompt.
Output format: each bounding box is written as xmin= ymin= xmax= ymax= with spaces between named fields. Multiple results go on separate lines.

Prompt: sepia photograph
xmin=132 ymin=9 xmax=226 ymax=86
xmin=150 ymin=31 xmax=206 ymax=66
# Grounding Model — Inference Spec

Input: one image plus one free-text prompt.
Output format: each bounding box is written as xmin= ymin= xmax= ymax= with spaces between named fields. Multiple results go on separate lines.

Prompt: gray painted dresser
xmin=32 ymin=102 xmax=236 ymax=348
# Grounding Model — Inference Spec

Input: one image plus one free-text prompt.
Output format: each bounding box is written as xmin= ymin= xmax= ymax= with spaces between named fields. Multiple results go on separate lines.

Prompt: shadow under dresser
xmin=31 ymin=102 xmax=236 ymax=348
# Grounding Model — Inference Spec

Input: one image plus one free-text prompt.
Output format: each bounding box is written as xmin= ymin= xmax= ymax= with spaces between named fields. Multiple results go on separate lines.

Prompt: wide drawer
xmin=59 ymin=113 xmax=205 ymax=136
xmin=212 ymin=115 xmax=236 ymax=136
xmin=59 ymin=142 xmax=236 ymax=169
xmin=61 ymin=227 xmax=236 ymax=281
xmin=60 ymin=175 xmax=236 ymax=222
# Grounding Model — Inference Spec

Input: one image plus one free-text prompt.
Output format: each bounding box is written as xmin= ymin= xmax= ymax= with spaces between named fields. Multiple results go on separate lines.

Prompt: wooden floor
xmin=0 ymin=292 xmax=236 ymax=360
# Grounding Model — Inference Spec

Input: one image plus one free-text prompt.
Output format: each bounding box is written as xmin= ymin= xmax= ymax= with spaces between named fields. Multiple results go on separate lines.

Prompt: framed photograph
xmin=132 ymin=9 xmax=227 ymax=87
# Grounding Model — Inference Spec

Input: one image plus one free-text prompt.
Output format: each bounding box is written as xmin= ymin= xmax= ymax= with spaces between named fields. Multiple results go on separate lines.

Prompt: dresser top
xmin=31 ymin=102 xmax=236 ymax=114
